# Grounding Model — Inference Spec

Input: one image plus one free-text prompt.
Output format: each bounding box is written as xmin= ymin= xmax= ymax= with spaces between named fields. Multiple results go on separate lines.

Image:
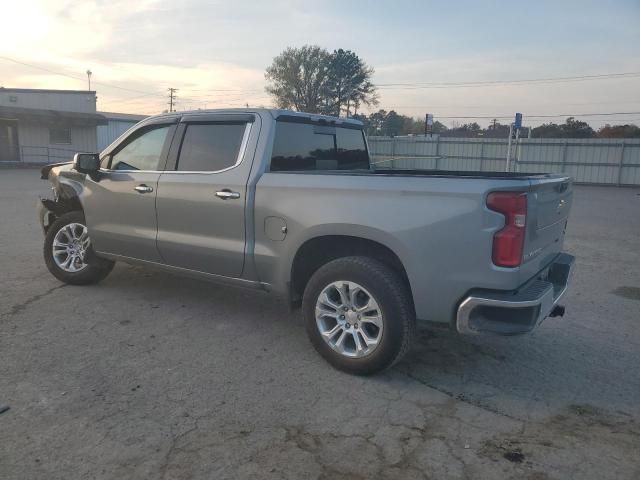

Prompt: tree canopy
xmin=264 ymin=45 xmax=330 ymax=113
xmin=354 ymin=111 xmax=640 ymax=138
xmin=265 ymin=45 xmax=377 ymax=116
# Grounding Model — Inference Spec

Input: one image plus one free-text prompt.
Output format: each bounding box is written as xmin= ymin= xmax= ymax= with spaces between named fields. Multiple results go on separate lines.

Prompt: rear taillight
xmin=487 ymin=192 xmax=527 ymax=268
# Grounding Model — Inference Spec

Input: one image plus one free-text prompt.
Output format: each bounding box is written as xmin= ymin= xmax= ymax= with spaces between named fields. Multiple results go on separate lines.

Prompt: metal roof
xmin=97 ymin=111 xmax=148 ymax=121
xmin=0 ymin=105 xmax=107 ymax=125
xmin=0 ymin=87 xmax=97 ymax=95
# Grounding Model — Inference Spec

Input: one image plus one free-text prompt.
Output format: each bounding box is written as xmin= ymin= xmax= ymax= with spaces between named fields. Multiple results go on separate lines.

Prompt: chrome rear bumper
xmin=456 ymin=253 xmax=575 ymax=335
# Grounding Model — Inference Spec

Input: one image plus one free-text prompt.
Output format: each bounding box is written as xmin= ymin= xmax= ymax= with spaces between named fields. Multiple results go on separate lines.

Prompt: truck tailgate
xmin=520 ymin=175 xmax=573 ymax=281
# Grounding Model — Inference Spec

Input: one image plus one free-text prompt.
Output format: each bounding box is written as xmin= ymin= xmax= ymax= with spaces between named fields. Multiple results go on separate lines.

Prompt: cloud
xmin=0 ymin=0 xmax=160 ymax=59
xmin=1 ymin=0 xmax=638 ymax=125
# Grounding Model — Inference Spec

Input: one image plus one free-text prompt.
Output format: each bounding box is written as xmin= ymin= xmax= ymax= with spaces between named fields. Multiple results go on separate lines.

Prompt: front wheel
xmin=302 ymin=256 xmax=415 ymax=375
xmin=43 ymin=211 xmax=114 ymax=285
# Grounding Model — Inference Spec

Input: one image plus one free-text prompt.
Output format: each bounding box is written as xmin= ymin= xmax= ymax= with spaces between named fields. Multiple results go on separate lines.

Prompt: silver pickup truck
xmin=38 ymin=108 xmax=575 ymax=374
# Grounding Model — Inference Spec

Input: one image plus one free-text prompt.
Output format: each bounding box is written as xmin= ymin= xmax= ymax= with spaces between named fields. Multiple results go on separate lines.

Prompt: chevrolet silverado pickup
xmin=38 ymin=109 xmax=575 ymax=374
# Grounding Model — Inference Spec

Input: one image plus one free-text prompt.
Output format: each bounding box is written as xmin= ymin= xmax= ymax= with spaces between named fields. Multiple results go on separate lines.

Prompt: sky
xmin=1 ymin=0 xmax=639 ymax=128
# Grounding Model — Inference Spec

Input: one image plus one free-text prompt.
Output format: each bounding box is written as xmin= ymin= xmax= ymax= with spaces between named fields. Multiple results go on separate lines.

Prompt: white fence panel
xmin=368 ymin=136 xmax=640 ymax=186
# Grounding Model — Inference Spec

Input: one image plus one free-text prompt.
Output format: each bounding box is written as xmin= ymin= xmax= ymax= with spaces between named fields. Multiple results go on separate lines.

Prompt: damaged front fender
xmin=38 ymin=196 xmax=84 ymax=234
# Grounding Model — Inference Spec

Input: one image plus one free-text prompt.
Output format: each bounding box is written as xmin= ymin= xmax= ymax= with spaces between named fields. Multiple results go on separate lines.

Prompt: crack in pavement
xmin=2 ymin=284 xmax=67 ymax=318
xmin=400 ymin=367 xmax=522 ymax=422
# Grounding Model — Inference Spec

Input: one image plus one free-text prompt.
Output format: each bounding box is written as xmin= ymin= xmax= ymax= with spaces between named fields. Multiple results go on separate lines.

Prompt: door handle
xmin=134 ymin=184 xmax=154 ymax=194
xmin=215 ymin=189 xmax=240 ymax=200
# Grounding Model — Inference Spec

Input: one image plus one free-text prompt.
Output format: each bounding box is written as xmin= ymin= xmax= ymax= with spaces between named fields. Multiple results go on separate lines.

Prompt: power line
xmin=376 ymin=72 xmax=640 ymax=90
xmin=430 ymin=111 xmax=640 ymax=119
xmin=0 ymin=55 xmax=165 ymax=96
xmin=375 ymin=100 xmax=640 ymax=109
xmin=1 ymin=55 xmax=268 ymax=106
xmin=98 ymin=92 xmax=163 ymax=106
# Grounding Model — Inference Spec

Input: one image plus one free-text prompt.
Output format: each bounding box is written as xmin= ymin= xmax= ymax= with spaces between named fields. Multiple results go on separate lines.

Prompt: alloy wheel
xmin=52 ymin=222 xmax=90 ymax=273
xmin=315 ymin=281 xmax=384 ymax=358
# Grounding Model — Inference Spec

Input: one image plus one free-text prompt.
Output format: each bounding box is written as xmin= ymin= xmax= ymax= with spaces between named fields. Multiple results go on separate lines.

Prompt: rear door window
xmin=270 ymin=121 xmax=369 ymax=172
xmin=176 ymin=123 xmax=247 ymax=172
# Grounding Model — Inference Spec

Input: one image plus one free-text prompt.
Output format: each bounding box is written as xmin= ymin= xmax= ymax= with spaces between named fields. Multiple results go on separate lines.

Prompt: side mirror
xmin=73 ymin=153 xmax=100 ymax=174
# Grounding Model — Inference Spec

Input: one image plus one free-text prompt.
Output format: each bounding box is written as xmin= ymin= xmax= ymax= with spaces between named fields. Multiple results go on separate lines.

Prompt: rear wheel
xmin=302 ymin=256 xmax=415 ymax=375
xmin=44 ymin=211 xmax=114 ymax=285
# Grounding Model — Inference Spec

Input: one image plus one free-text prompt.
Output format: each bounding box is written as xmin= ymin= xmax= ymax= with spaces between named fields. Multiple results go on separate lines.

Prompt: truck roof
xmin=148 ymin=108 xmax=364 ymax=127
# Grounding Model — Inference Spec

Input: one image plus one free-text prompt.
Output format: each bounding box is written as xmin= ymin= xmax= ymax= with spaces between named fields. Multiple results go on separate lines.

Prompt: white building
xmin=97 ymin=111 xmax=147 ymax=152
xmin=0 ymin=88 xmax=145 ymax=164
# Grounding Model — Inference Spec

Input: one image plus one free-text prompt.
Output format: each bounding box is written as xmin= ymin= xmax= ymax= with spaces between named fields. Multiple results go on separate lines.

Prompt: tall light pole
xmin=86 ymin=70 xmax=92 ymax=91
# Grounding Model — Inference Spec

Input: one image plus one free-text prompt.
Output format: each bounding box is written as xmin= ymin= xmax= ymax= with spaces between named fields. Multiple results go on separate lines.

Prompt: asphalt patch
xmin=503 ymin=450 xmax=525 ymax=463
xmin=611 ymin=286 xmax=640 ymax=301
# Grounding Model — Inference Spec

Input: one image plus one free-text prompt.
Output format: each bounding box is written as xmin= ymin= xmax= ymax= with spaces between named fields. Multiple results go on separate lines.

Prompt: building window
xmin=49 ymin=127 xmax=71 ymax=145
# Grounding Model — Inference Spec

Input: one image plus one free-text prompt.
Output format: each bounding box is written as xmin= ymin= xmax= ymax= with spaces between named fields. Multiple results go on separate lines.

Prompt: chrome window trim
xmin=165 ymin=122 xmax=253 ymax=175
xmin=101 ymin=122 xmax=253 ymax=175
xmin=102 ymin=123 xmax=175 ymax=174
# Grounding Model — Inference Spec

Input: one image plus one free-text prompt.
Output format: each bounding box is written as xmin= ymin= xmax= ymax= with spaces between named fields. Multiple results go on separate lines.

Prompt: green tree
xmin=355 ymin=111 xmax=449 ymax=136
xmin=265 ymin=46 xmax=377 ymax=116
xmin=264 ymin=45 xmax=331 ymax=113
xmin=382 ymin=110 xmax=406 ymax=136
xmin=531 ymin=122 xmax=564 ymax=138
xmin=531 ymin=117 xmax=595 ymax=138
xmin=326 ymin=49 xmax=377 ymax=116
xmin=562 ymin=117 xmax=594 ymax=138
xmin=463 ymin=122 xmax=481 ymax=133
xmin=431 ymin=120 xmax=448 ymax=134
xmin=367 ymin=110 xmax=388 ymax=135
xmin=324 ymin=49 xmax=376 ymax=116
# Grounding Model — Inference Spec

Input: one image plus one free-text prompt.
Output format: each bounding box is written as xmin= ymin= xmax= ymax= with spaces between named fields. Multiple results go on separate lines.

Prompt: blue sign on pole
xmin=514 ymin=112 xmax=523 ymax=129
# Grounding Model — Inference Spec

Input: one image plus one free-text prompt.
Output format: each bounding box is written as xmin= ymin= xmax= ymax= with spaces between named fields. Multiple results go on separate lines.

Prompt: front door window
xmin=110 ymin=126 xmax=170 ymax=171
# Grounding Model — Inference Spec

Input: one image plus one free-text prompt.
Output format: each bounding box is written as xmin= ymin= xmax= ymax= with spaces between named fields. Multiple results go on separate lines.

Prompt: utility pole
xmin=86 ymin=70 xmax=92 ymax=91
xmin=168 ymin=88 xmax=178 ymax=112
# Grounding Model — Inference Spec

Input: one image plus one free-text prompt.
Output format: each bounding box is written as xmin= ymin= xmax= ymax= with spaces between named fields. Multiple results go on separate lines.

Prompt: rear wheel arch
xmin=290 ymin=235 xmax=414 ymax=311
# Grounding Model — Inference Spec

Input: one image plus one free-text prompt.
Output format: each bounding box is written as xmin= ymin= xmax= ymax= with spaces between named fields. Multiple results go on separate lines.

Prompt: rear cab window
xmin=270 ymin=120 xmax=370 ymax=172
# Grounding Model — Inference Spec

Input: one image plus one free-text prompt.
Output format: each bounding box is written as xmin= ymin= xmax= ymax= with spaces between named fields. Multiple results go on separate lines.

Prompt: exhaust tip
xmin=549 ymin=305 xmax=565 ymax=318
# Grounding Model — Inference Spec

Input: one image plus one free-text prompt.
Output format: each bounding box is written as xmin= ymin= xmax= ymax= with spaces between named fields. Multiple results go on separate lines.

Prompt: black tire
xmin=302 ymin=256 xmax=415 ymax=375
xmin=44 ymin=211 xmax=114 ymax=285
